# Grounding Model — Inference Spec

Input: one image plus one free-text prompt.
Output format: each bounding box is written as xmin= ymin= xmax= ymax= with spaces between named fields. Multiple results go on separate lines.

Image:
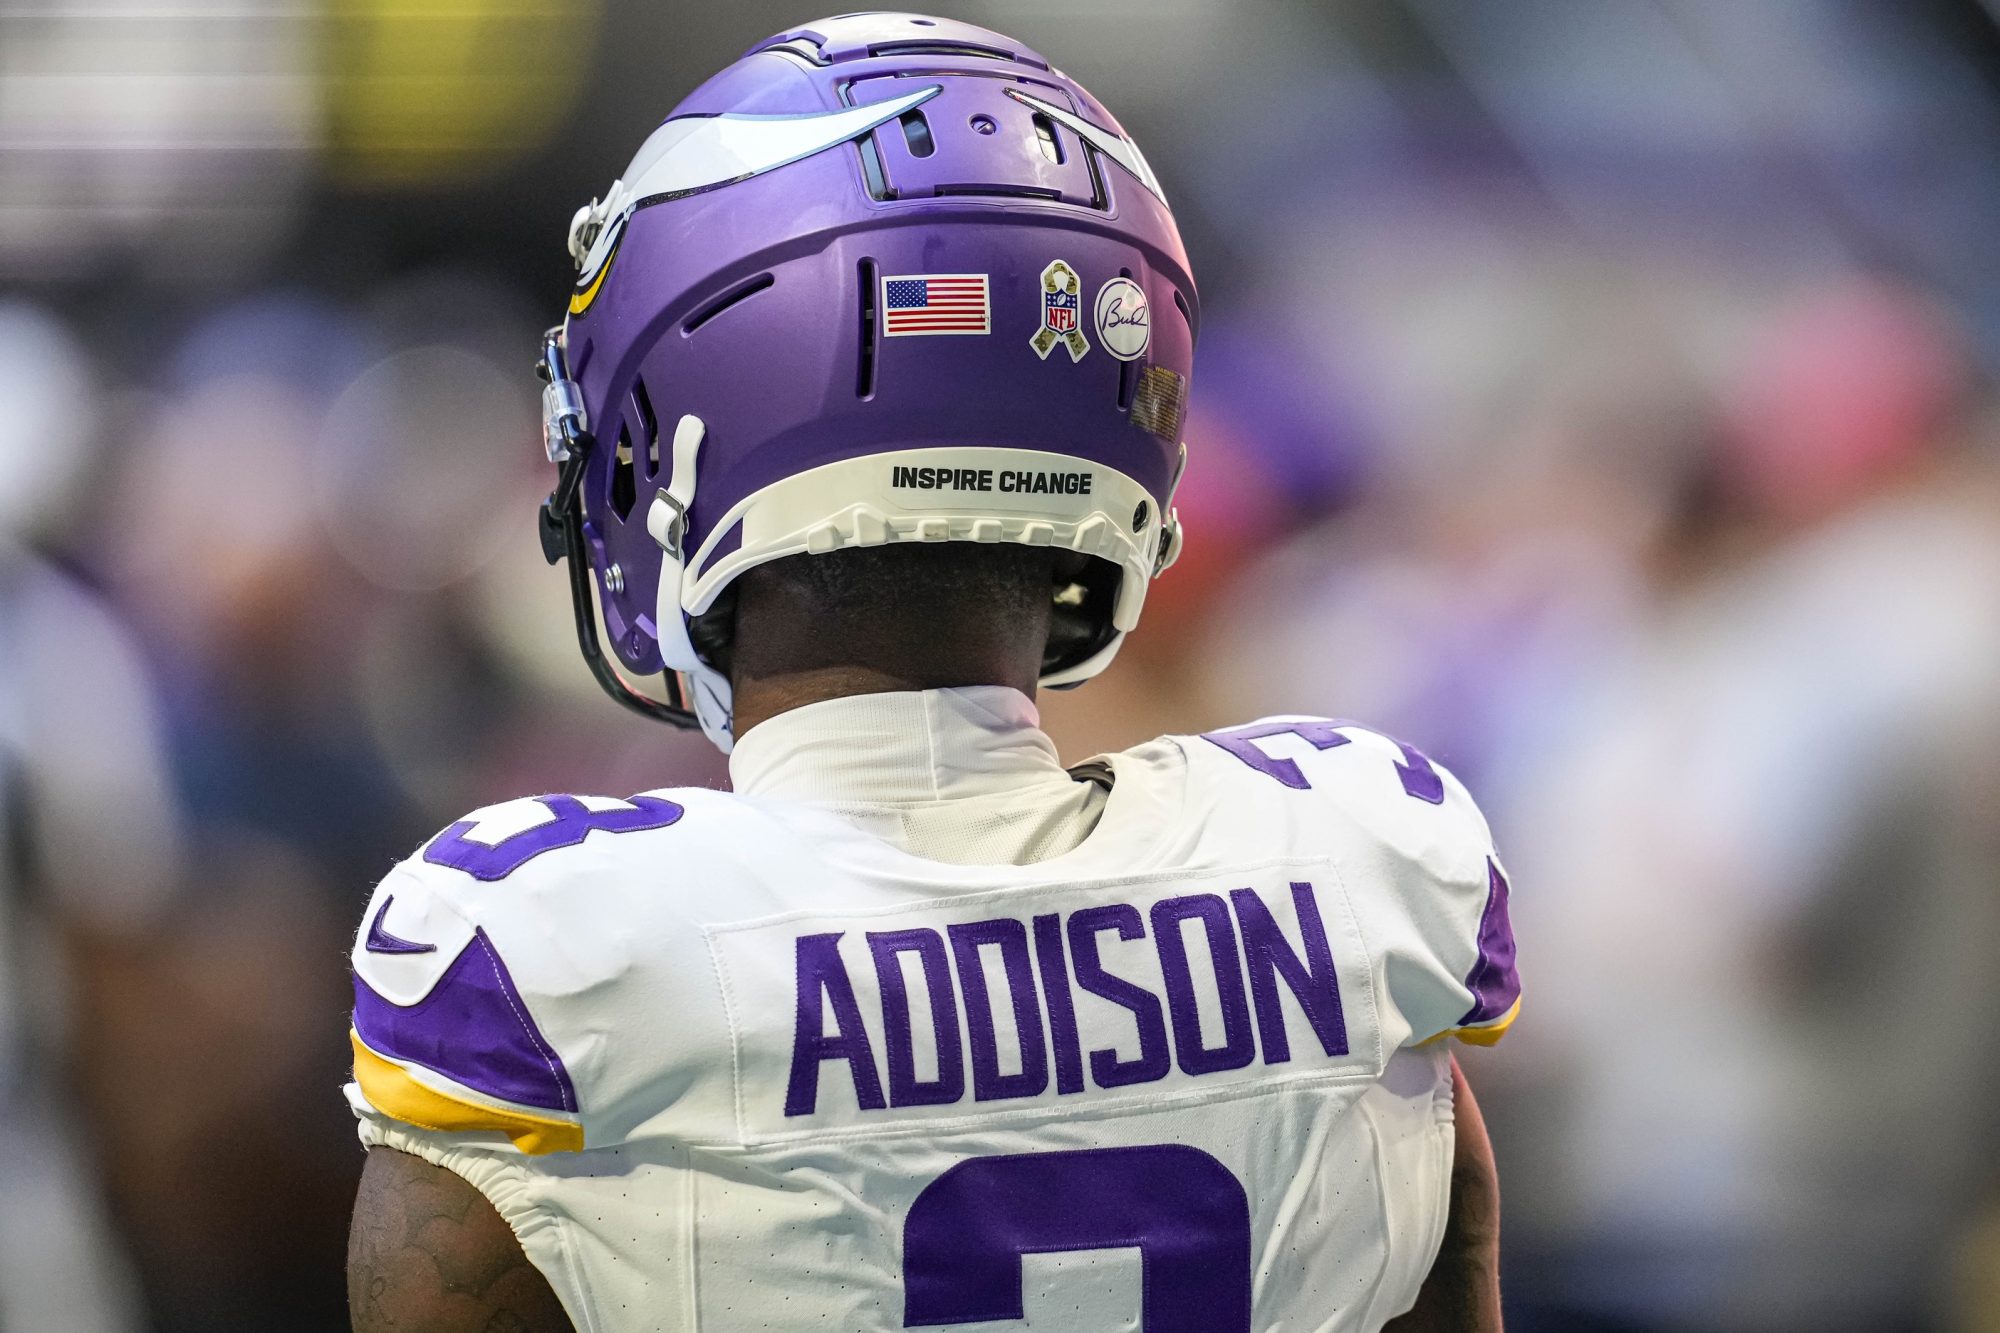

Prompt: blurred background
xmin=2 ymin=1 xmax=1999 ymax=1330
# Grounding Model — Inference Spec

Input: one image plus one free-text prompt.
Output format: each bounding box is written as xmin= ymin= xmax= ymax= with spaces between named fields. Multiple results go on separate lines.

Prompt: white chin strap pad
xmin=646 ymin=413 xmax=737 ymax=752
xmin=687 ymin=671 xmax=735 ymax=753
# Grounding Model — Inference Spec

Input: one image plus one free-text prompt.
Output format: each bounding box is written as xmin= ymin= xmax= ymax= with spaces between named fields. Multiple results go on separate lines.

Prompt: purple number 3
xmin=1204 ymin=719 xmax=1445 ymax=803
xmin=902 ymin=1145 xmax=1251 ymax=1330
xmin=422 ymin=794 xmax=683 ymax=881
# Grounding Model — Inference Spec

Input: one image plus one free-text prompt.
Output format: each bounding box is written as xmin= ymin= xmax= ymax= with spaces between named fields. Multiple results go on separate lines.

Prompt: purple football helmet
xmin=538 ymin=12 xmax=1197 ymax=748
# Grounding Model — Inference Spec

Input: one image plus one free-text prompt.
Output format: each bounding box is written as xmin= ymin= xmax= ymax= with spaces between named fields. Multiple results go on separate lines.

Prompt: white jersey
xmin=346 ymin=688 xmax=1518 ymax=1332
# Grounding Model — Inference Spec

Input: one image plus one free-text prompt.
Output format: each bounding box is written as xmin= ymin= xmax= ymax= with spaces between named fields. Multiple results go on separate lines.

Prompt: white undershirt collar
xmin=728 ymin=686 xmax=1076 ymax=807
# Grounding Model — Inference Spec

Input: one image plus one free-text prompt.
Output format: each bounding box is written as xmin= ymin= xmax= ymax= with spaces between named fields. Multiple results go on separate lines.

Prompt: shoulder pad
xmin=1190 ymin=716 xmax=1520 ymax=1049
xmin=346 ymin=791 xmax=695 ymax=1154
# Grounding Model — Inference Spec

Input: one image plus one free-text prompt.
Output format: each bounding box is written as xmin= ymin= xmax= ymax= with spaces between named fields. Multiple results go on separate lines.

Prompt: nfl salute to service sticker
xmin=1094 ymin=276 xmax=1151 ymax=361
xmin=1031 ymin=259 xmax=1090 ymax=362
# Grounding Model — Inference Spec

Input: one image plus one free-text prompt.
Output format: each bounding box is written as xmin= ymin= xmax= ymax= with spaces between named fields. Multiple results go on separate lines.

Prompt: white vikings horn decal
xmin=572 ymin=86 xmax=945 ymax=284
xmin=1003 ymin=88 xmax=1167 ymax=205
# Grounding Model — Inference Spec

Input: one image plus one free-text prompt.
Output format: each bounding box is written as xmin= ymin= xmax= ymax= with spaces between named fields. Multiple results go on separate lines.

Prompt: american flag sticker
xmin=881 ymin=273 xmax=991 ymax=336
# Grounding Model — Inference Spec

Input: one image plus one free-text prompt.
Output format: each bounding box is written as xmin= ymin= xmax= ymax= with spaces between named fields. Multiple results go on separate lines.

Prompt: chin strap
xmin=646 ymin=414 xmax=737 ymax=748
xmin=645 ymin=413 xmax=706 ymax=575
xmin=536 ymin=326 xmax=699 ymax=730
xmin=1155 ymin=440 xmax=1188 ymax=574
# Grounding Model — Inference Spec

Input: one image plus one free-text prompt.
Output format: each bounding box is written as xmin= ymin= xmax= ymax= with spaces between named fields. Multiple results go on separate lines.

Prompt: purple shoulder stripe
xmin=1457 ymin=859 xmax=1520 ymax=1027
xmin=353 ymin=928 xmax=577 ymax=1114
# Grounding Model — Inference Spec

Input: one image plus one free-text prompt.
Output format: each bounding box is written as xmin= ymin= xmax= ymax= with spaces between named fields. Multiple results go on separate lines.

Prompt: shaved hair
xmin=759 ymin=541 xmax=1055 ymax=625
xmin=710 ymin=542 xmax=1072 ymax=720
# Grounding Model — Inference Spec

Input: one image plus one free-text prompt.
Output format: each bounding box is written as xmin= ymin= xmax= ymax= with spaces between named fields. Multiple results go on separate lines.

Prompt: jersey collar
xmin=728 ymin=686 xmax=1074 ymax=806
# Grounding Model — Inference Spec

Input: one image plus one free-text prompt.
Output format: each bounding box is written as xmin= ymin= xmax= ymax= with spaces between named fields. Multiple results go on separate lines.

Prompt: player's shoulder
xmin=346 ymin=785 xmax=768 ymax=1154
xmin=407 ymin=785 xmax=759 ymax=887
xmin=1162 ymin=713 xmax=1492 ymax=862
xmin=1155 ymin=713 xmax=1518 ymax=1049
xmin=351 ymin=781 xmax=791 ymax=993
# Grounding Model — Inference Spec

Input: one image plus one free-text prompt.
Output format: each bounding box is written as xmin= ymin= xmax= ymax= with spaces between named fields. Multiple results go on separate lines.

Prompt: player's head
xmin=720 ymin=542 xmax=1068 ymax=724
xmin=537 ymin=13 xmax=1197 ymax=749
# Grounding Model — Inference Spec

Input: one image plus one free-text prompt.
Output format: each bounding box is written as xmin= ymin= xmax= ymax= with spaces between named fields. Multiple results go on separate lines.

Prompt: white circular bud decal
xmin=1093 ymin=277 xmax=1151 ymax=362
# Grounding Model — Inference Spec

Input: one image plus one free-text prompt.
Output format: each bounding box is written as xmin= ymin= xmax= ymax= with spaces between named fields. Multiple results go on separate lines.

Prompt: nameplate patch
xmin=705 ymin=860 xmax=1381 ymax=1142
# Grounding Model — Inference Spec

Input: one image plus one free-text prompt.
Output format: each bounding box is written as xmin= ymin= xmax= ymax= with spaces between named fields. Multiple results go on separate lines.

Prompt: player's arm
xmin=1385 ymin=1055 xmax=1502 ymax=1333
xmin=348 ymin=1146 xmax=574 ymax=1333
xmin=344 ymin=801 xmax=674 ymax=1331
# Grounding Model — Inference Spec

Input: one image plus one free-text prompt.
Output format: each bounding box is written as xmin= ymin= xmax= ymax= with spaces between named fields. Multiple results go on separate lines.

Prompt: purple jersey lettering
xmin=903 ymin=1145 xmax=1252 ymax=1330
xmin=949 ymin=918 xmax=1050 ymax=1102
xmin=782 ymin=881 xmax=1351 ymax=1118
xmin=1151 ymin=893 xmax=1256 ymax=1076
xmin=868 ymin=929 xmax=965 ymax=1108
xmin=1203 ymin=719 xmax=1445 ymax=803
xmin=785 ymin=932 xmax=887 ymax=1117
xmin=422 ymin=794 xmax=683 ymax=881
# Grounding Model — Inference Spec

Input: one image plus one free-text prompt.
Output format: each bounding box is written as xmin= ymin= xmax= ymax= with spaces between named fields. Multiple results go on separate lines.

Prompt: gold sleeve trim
xmin=351 ymin=1030 xmax=583 ymax=1155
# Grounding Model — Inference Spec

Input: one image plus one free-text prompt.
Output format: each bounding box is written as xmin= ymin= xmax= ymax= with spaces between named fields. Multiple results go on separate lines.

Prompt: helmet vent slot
xmin=855 ymin=132 xmax=893 ymax=200
xmin=931 ymin=183 xmax=1060 ymax=201
xmin=1031 ymin=113 xmax=1064 ymax=165
xmin=857 ymin=258 xmax=879 ymax=399
xmin=900 ymin=109 xmax=935 ymax=158
xmin=764 ymin=38 xmax=829 ymax=67
xmin=683 ymin=273 xmax=775 ymax=336
xmin=1116 ymin=269 xmax=1137 ymax=411
xmin=610 ymin=423 xmax=637 ymax=520
xmin=631 ymin=377 xmax=659 ymax=478
xmin=1173 ymin=289 xmax=1196 ymax=338
xmin=867 ymin=41 xmax=1016 ymax=61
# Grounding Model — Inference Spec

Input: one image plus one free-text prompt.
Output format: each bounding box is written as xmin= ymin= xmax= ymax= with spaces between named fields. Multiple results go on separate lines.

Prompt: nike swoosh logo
xmin=574 ymin=86 xmax=944 ymax=281
xmin=1003 ymin=88 xmax=1168 ymax=205
xmin=365 ymin=895 xmax=436 ymax=955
